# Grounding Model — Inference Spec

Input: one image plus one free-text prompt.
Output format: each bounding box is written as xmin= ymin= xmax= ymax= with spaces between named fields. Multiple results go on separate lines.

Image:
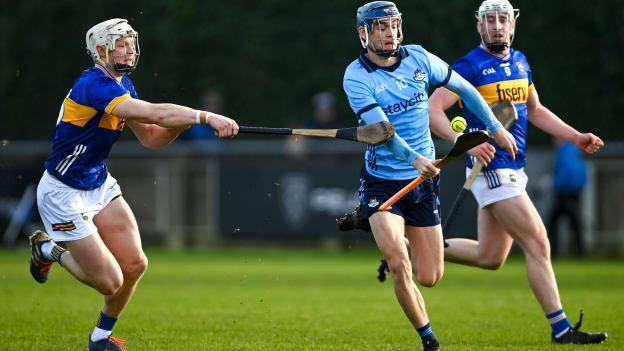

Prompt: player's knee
xmin=479 ymin=256 xmax=506 ymax=270
xmin=121 ymin=254 xmax=148 ymax=280
xmin=95 ymin=273 xmax=123 ymax=295
xmin=525 ymin=230 xmax=551 ymax=260
xmin=387 ymin=256 xmax=411 ymax=283
xmin=416 ymin=271 xmax=443 ymax=287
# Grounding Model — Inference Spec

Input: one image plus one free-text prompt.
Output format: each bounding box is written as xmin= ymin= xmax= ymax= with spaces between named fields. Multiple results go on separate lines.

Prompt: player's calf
xmin=29 ymin=230 xmax=66 ymax=283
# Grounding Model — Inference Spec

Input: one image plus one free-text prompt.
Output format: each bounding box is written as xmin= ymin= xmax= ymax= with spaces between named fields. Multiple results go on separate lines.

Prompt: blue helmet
xmin=356 ymin=1 xmax=403 ymax=57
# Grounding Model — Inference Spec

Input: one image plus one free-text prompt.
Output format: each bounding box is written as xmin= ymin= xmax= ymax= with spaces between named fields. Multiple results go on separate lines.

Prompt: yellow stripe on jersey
xmin=475 ymin=79 xmax=534 ymax=105
xmin=62 ymin=98 xmax=97 ymax=127
xmin=98 ymin=113 xmax=126 ymax=131
xmin=444 ymin=80 xmax=535 ymax=108
xmin=105 ymin=94 xmax=131 ymax=114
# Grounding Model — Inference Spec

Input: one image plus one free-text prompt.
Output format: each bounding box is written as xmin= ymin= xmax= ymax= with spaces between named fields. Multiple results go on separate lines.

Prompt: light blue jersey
xmin=343 ymin=45 xmax=452 ymax=180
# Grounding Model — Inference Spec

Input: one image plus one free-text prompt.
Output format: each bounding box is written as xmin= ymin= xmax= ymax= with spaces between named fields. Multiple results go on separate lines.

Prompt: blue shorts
xmin=357 ymin=168 xmax=441 ymax=227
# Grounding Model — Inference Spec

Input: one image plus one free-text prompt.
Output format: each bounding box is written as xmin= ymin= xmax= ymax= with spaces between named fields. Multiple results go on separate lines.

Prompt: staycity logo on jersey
xmin=382 ymin=92 xmax=428 ymax=115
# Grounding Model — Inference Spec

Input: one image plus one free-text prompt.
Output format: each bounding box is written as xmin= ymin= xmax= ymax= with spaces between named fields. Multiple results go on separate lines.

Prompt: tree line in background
xmin=1 ymin=0 xmax=622 ymax=144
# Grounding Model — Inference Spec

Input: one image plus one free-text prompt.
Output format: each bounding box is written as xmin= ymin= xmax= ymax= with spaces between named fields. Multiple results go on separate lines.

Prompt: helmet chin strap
xmin=112 ymin=63 xmax=136 ymax=75
xmin=96 ymin=51 xmax=136 ymax=76
xmin=481 ymin=35 xmax=509 ymax=54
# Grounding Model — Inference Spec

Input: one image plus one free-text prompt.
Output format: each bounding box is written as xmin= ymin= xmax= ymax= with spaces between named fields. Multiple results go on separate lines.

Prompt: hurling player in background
xmin=29 ymin=19 xmax=238 ymax=350
xmin=343 ymin=2 xmax=517 ymax=350
xmin=427 ymin=0 xmax=606 ymax=344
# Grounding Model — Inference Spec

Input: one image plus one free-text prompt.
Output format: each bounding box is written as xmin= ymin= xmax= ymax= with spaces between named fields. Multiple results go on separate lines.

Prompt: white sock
xmin=40 ymin=241 xmax=56 ymax=260
xmin=90 ymin=327 xmax=112 ymax=342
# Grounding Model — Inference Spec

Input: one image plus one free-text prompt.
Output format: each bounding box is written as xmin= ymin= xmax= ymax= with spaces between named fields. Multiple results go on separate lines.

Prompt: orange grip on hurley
xmin=378 ymin=176 xmax=427 ymax=211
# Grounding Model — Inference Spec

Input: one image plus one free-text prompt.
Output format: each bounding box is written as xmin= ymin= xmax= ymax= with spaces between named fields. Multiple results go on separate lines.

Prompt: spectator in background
xmin=305 ymin=91 xmax=340 ymax=130
xmin=179 ymin=90 xmax=224 ymax=141
xmin=286 ymin=91 xmax=341 ymax=158
xmin=547 ymin=137 xmax=588 ymax=258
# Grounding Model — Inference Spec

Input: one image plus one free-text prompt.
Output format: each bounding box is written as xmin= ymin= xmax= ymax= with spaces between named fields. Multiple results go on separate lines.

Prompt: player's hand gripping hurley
xmin=379 ymin=130 xmax=490 ymax=211
xmin=238 ymin=121 xmax=395 ymax=146
xmin=442 ymin=101 xmax=518 ymax=235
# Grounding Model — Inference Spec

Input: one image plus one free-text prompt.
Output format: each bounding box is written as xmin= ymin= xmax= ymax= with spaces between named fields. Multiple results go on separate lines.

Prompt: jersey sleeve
xmin=85 ymin=76 xmax=132 ymax=114
xmin=520 ymin=52 xmax=535 ymax=94
xmin=443 ymin=57 xmax=476 ymax=99
xmin=424 ymin=50 xmax=452 ymax=88
xmin=451 ymin=57 xmax=477 ymax=83
xmin=343 ymin=70 xmax=379 ymax=119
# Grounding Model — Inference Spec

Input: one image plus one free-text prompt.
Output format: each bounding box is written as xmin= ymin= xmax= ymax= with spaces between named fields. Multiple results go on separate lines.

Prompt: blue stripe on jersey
xmin=452 ymin=46 xmax=533 ymax=170
xmin=356 ymin=103 xmax=380 ymax=119
xmin=343 ymin=45 xmax=450 ymax=180
xmin=44 ymin=66 xmax=139 ymax=190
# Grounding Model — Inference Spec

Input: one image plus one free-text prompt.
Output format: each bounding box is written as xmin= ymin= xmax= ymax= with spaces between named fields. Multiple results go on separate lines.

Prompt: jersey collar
xmin=358 ymin=47 xmax=409 ymax=73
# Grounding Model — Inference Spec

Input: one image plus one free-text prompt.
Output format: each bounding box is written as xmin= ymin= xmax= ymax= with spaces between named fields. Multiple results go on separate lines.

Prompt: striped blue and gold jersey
xmin=344 ymin=45 xmax=451 ymax=180
xmin=448 ymin=46 xmax=534 ymax=170
xmin=44 ymin=64 xmax=138 ymax=190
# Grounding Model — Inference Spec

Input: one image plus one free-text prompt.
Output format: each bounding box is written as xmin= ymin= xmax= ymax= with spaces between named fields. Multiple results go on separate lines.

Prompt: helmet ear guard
xmin=86 ymin=18 xmax=140 ymax=75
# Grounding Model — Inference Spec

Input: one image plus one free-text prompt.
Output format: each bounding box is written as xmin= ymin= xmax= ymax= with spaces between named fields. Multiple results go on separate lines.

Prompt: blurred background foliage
xmin=1 ymin=0 xmax=623 ymax=143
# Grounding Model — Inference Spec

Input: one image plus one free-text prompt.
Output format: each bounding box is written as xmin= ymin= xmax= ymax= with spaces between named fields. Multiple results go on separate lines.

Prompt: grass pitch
xmin=0 ymin=248 xmax=621 ymax=350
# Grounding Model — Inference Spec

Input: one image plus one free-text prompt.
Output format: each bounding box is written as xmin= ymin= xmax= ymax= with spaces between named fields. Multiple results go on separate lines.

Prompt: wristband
xmin=195 ymin=110 xmax=201 ymax=124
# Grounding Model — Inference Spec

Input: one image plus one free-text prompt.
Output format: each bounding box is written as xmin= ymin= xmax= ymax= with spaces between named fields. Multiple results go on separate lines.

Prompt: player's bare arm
xmin=429 ymin=88 xmax=497 ymax=165
xmin=126 ymin=121 xmax=189 ymax=149
xmin=112 ymin=98 xmax=239 ymax=138
xmin=526 ymin=90 xmax=604 ymax=154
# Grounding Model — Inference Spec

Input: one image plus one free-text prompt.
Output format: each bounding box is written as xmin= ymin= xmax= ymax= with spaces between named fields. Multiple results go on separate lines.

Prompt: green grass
xmin=0 ymin=248 xmax=621 ymax=350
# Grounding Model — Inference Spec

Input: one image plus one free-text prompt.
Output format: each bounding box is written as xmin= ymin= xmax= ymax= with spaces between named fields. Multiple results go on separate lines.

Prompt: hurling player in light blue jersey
xmin=343 ymin=2 xmax=517 ymax=350
xmin=28 ymin=19 xmax=238 ymax=351
xmin=428 ymin=0 xmax=607 ymax=345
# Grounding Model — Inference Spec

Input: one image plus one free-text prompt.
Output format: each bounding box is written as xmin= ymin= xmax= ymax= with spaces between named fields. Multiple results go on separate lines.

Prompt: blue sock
xmin=547 ymin=309 xmax=572 ymax=338
xmin=416 ymin=323 xmax=437 ymax=344
xmin=91 ymin=312 xmax=118 ymax=342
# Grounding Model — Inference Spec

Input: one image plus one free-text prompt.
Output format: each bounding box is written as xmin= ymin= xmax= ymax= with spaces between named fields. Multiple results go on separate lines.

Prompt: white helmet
xmin=86 ymin=18 xmax=140 ymax=75
xmin=475 ymin=0 xmax=520 ymax=53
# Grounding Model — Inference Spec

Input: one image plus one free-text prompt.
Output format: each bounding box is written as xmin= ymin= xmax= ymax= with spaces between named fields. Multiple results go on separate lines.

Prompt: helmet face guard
xmin=86 ymin=19 xmax=140 ymax=75
xmin=356 ymin=1 xmax=403 ymax=58
xmin=475 ymin=0 xmax=520 ymax=54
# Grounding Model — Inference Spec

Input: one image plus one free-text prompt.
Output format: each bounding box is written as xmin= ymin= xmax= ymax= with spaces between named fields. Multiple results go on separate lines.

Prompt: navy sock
xmin=91 ymin=312 xmax=118 ymax=341
xmin=547 ymin=309 xmax=572 ymax=338
xmin=416 ymin=323 xmax=437 ymax=344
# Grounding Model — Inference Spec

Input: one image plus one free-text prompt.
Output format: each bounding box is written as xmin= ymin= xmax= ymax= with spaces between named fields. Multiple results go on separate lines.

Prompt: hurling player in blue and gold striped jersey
xmin=428 ymin=0 xmax=607 ymax=345
xmin=29 ymin=19 xmax=238 ymax=351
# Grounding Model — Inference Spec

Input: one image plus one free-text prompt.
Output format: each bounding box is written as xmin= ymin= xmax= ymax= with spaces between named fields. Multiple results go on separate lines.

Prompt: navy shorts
xmin=357 ymin=167 xmax=441 ymax=227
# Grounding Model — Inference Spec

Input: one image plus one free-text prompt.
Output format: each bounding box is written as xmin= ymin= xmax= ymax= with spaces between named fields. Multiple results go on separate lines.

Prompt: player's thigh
xmin=405 ymin=224 xmax=443 ymax=285
xmin=94 ymin=196 xmax=147 ymax=272
xmin=369 ymin=211 xmax=408 ymax=259
xmin=488 ymin=193 xmax=548 ymax=252
xmin=476 ymin=207 xmax=513 ymax=263
xmin=65 ymin=234 xmax=122 ymax=281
